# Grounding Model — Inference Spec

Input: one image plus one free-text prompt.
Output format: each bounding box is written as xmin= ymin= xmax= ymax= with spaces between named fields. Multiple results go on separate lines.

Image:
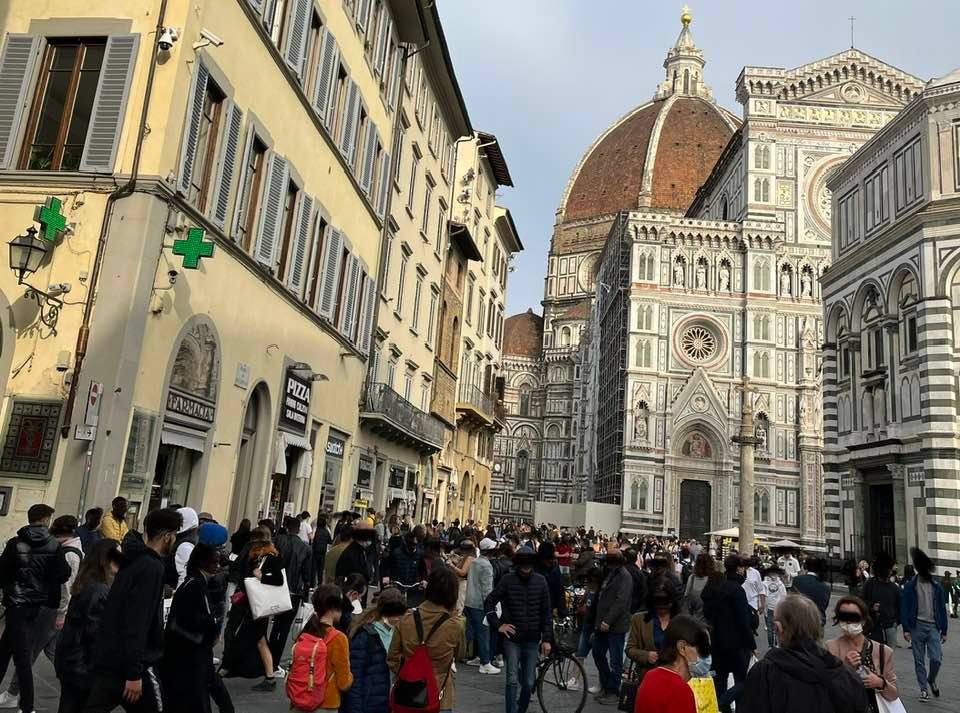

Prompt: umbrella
xmin=769 ymin=539 xmax=802 ymax=549
xmin=704 ymin=526 xmax=768 ymax=540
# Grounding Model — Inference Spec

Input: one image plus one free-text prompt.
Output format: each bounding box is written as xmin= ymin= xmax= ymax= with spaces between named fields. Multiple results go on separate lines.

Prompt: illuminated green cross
xmin=35 ymin=196 xmax=67 ymax=242
xmin=172 ymin=227 xmax=215 ymax=269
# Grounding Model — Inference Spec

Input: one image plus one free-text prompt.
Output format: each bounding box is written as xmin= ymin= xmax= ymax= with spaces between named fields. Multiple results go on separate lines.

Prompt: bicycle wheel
xmin=536 ymin=654 xmax=588 ymax=713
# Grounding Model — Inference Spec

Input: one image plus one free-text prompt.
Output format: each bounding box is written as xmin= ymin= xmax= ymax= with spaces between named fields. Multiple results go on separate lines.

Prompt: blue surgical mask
xmin=689 ymin=654 xmax=712 ymax=679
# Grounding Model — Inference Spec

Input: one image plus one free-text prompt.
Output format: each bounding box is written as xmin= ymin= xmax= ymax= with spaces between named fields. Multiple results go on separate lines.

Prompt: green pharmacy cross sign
xmin=34 ymin=196 xmax=67 ymax=242
xmin=173 ymin=227 xmax=215 ymax=270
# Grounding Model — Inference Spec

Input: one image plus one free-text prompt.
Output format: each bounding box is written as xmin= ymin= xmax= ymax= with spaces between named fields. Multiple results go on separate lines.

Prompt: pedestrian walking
xmin=0 ymin=504 xmax=71 ymax=713
xmin=83 ymin=507 xmax=182 ymax=713
xmin=160 ymin=544 xmax=226 ymax=713
xmin=535 ymin=542 xmax=568 ymax=619
xmin=289 ymin=585 xmax=354 ymax=710
xmin=297 ymin=512 xmax=313 ymax=545
xmin=389 ymin=568 xmax=462 ymax=713
xmin=229 ymin=519 xmax=251 ymax=556
xmin=464 ymin=538 xmax=499 ymax=674
xmin=55 ymin=540 xmax=122 ymax=713
xmin=825 ymin=596 xmax=899 ymax=713
xmin=623 ymin=548 xmax=648 ymax=615
xmin=862 ymin=553 xmax=901 ymax=649
xmin=901 ymin=547 xmax=948 ymax=702
xmin=737 ymin=594 xmax=866 ymax=713
xmin=761 ymin=565 xmax=787 ymax=649
xmin=742 ymin=556 xmax=764 ymax=636
xmin=269 ymin=516 xmax=312 ymax=673
xmin=777 ymin=551 xmax=801 ymax=589
xmin=943 ymin=570 xmax=959 ymax=618
xmin=311 ymin=514 xmax=332 ymax=586
xmin=681 ymin=553 xmax=714 ymax=622
xmin=382 ymin=531 xmax=422 ymax=604
xmin=98 ymin=498 xmax=129 ymax=543
xmin=76 ymin=509 xmax=104 ymax=553
xmin=626 ymin=585 xmax=679 ymax=681
xmin=342 ymin=587 xmax=408 ymax=713
xmin=632 ymin=616 xmax=711 ymax=713
xmin=791 ymin=557 xmax=831 ymax=625
xmin=220 ymin=525 xmax=286 ymax=691
xmin=591 ymin=547 xmax=632 ymax=704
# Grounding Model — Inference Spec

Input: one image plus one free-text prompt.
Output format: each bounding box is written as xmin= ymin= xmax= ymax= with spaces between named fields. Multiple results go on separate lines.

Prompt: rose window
xmin=680 ymin=325 xmax=717 ymax=362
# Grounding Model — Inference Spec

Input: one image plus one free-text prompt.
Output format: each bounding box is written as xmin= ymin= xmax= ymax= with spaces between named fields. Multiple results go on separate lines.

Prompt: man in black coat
xmin=592 ymin=548 xmax=633 ymax=704
xmin=84 ymin=507 xmax=182 ymax=713
xmin=335 ymin=522 xmax=375 ymax=586
xmin=702 ymin=555 xmax=756 ymax=713
xmin=0 ymin=504 xmax=70 ymax=713
xmin=623 ymin=548 xmax=648 ymax=614
xmin=791 ymin=557 xmax=832 ymax=625
xmin=269 ymin=516 xmax=312 ymax=670
xmin=310 ymin=514 xmax=332 ymax=587
xmin=535 ymin=542 xmax=568 ymax=618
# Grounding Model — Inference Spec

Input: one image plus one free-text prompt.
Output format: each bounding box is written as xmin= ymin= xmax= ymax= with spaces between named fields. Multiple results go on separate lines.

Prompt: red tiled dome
xmin=503 ymin=310 xmax=543 ymax=358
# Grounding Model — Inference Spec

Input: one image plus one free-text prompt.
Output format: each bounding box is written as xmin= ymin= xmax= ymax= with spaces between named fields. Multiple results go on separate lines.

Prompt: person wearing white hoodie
xmin=173 ymin=507 xmax=199 ymax=589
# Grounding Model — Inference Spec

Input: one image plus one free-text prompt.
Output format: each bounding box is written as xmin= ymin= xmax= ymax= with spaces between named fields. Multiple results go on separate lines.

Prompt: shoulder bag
xmin=617 ymin=661 xmax=642 ymax=712
xmin=873 ymin=640 xmax=907 ymax=713
xmin=244 ymin=557 xmax=292 ymax=619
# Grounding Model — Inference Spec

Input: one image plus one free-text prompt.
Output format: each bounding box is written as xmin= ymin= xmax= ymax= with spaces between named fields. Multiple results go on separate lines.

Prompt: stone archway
xmin=667 ymin=422 xmax=725 ymax=538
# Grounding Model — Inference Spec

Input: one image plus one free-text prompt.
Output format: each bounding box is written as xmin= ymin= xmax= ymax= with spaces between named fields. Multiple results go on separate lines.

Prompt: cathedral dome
xmin=503 ymin=310 xmax=543 ymax=358
xmin=559 ymin=11 xmax=740 ymax=223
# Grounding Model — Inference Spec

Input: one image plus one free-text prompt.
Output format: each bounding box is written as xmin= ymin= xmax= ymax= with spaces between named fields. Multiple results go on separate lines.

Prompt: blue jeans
xmin=764 ymin=609 xmax=778 ymax=649
xmin=910 ymin=621 xmax=943 ymax=691
xmin=591 ymin=630 xmax=625 ymax=694
xmin=464 ymin=607 xmax=490 ymax=664
xmin=577 ymin=624 xmax=593 ymax=658
xmin=503 ymin=639 xmax=539 ymax=713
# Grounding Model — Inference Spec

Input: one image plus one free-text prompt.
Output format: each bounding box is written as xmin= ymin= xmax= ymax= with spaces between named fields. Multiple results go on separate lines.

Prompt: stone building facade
xmin=822 ymin=69 xmax=960 ymax=569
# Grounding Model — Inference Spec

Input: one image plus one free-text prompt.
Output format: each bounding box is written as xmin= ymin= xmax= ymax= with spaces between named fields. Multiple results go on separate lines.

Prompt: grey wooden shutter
xmin=387 ymin=44 xmax=403 ymax=110
xmin=318 ymin=226 xmax=344 ymax=320
xmin=254 ymin=152 xmax=289 ymax=269
xmin=0 ymin=34 xmax=40 ymax=169
xmin=231 ymin=123 xmax=256 ymax=237
xmin=177 ymin=60 xmax=209 ymax=194
xmin=211 ymin=101 xmax=243 ymax=229
xmin=287 ymin=193 xmax=313 ymax=296
xmin=339 ymin=80 xmax=361 ymax=162
xmin=284 ymin=0 xmax=310 ymax=78
xmin=305 ymin=210 xmax=325 ymax=304
xmin=358 ymin=276 xmax=377 ymax=354
xmin=246 ymin=0 xmax=264 ymax=12
xmin=376 ymin=150 xmax=391 ymax=218
xmin=356 ymin=0 xmax=372 ymax=32
xmin=313 ymin=30 xmax=339 ymax=125
xmin=374 ymin=15 xmax=390 ymax=77
xmin=339 ymin=253 xmax=362 ymax=338
xmin=359 ymin=128 xmax=378 ymax=194
xmin=80 ymin=34 xmax=141 ymax=172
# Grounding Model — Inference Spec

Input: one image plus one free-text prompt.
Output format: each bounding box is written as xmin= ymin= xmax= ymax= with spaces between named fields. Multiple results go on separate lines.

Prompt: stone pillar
xmin=733 ymin=378 xmax=760 ymax=555
xmin=886 ymin=464 xmax=908 ymax=565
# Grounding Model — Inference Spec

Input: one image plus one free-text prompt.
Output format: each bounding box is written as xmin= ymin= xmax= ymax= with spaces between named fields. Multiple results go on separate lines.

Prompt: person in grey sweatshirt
xmin=592 ymin=547 xmax=633 ymax=704
xmin=465 ymin=538 xmax=499 ymax=673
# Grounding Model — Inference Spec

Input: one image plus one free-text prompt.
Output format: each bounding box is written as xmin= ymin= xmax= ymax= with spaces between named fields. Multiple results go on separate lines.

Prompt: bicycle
xmin=535 ymin=617 xmax=588 ymax=713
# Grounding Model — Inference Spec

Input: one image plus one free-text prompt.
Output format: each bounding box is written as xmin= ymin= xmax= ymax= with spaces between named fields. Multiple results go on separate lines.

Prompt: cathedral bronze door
xmin=679 ymin=480 xmax=711 ymax=540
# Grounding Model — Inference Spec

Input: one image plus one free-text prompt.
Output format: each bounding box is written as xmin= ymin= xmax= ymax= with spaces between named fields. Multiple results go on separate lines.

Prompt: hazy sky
xmin=437 ymin=1 xmax=959 ymax=316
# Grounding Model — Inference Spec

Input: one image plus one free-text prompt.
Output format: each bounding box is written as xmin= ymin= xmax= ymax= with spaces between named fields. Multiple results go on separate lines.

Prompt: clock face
xmin=578 ymin=252 xmax=600 ymax=292
xmin=805 ymin=155 xmax=847 ymax=238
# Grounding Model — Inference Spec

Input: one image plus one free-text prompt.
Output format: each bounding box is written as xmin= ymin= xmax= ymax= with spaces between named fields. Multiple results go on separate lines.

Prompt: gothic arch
xmin=885 ymin=263 xmax=921 ymax=314
xmin=825 ymin=301 xmax=849 ymax=342
xmin=672 ymin=419 xmax=725 ymax=461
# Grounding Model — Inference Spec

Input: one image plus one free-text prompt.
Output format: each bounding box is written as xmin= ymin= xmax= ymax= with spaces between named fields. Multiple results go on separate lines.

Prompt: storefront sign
xmin=353 ymin=498 xmax=369 ymax=510
xmin=173 ymin=226 xmax=215 ymax=269
xmin=166 ymin=390 xmax=215 ymax=422
xmin=279 ymin=369 xmax=311 ymax=434
xmin=326 ymin=436 xmax=345 ymax=458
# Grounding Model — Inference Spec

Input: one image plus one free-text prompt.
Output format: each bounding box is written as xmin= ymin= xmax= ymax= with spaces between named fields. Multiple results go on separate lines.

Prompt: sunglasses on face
xmin=837 ymin=610 xmax=863 ymax=623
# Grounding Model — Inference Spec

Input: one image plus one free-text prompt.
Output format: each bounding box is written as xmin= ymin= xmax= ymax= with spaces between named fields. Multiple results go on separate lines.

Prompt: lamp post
xmin=8 ymin=226 xmax=65 ymax=334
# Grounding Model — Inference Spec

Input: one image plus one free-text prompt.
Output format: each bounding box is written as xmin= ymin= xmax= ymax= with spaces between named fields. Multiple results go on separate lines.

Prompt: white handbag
xmin=875 ymin=696 xmax=907 ymax=713
xmin=244 ymin=565 xmax=292 ymax=620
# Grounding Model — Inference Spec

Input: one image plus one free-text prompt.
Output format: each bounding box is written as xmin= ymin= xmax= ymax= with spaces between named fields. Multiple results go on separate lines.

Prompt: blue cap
xmin=198 ymin=522 xmax=228 ymax=546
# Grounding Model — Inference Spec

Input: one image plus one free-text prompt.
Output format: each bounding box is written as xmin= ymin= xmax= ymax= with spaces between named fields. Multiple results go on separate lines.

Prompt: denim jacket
xmin=900 ymin=576 xmax=948 ymax=635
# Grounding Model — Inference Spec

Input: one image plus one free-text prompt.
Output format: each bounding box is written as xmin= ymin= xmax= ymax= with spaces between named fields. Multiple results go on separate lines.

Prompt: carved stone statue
xmin=696 ymin=262 xmax=707 ymax=289
xmin=719 ymin=264 xmax=730 ymax=291
xmin=171 ymin=322 xmax=220 ymax=401
xmin=673 ymin=261 xmax=685 ymax=287
xmin=633 ymin=402 xmax=649 ymax=442
xmin=755 ymin=423 xmax=768 ymax=452
xmin=801 ymin=271 xmax=813 ymax=298
xmin=780 ymin=270 xmax=791 ymax=296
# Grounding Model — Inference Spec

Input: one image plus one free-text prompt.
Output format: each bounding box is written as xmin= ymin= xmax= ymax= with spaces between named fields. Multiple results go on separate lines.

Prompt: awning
xmin=160 ymin=422 xmax=206 ymax=452
xmin=274 ymin=430 xmax=313 ymax=475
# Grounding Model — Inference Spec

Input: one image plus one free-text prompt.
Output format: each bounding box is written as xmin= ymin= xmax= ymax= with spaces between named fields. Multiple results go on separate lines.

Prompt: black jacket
xmin=275 ymin=532 xmax=311 ymax=596
xmin=862 ymin=577 xmax=900 ymax=629
xmin=161 ymin=573 xmax=221 ymax=713
xmin=535 ymin=562 xmax=568 ymax=618
xmin=385 ymin=543 xmax=420 ymax=585
xmin=737 ymin=640 xmax=867 ymax=713
xmin=0 ymin=524 xmax=70 ymax=608
xmin=792 ymin=574 xmax=831 ymax=624
xmin=485 ymin=571 xmax=553 ymax=644
xmin=55 ymin=581 xmax=110 ymax=685
xmin=702 ymin=573 xmax=756 ymax=657
xmin=312 ymin=525 xmax=332 ymax=554
xmin=624 ymin=562 xmax=648 ymax=613
xmin=93 ymin=538 xmax=166 ymax=681
xmin=596 ymin=566 xmax=633 ymax=634
xmin=336 ymin=541 xmax=371 ymax=583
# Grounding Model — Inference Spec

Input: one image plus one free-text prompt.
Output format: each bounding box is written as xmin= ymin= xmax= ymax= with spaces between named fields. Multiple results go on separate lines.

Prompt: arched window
xmin=754 ymin=145 xmax=764 ymax=169
xmin=644 ymin=252 xmax=656 ymax=280
xmin=515 ymin=451 xmax=528 ymax=491
xmin=753 ymin=315 xmax=770 ymax=341
xmin=559 ymin=326 xmax=571 ymax=347
xmin=635 ymin=339 xmax=652 ymax=368
xmin=637 ymin=305 xmax=653 ymax=331
xmin=683 ymin=68 xmax=690 ymax=94
xmin=630 ymin=477 xmax=648 ymax=511
xmin=753 ymin=351 xmax=770 ymax=378
xmin=754 ymin=258 xmax=770 ymax=291
xmin=721 ymin=197 xmax=729 ymax=220
xmin=519 ymin=385 xmax=531 ymax=417
xmin=754 ymin=488 xmax=770 ymax=523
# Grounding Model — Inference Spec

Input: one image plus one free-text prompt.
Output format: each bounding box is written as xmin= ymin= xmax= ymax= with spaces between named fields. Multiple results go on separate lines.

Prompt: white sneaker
xmin=494 ymin=655 xmax=504 ymax=667
xmin=0 ymin=692 xmax=17 ymax=709
xmin=273 ymin=666 xmax=287 ymax=679
xmin=588 ymin=684 xmax=603 ymax=694
xmin=212 ymin=656 xmax=221 ymax=666
xmin=466 ymin=657 xmax=482 ymax=666
xmin=451 ymin=662 xmax=457 ymax=673
xmin=566 ymin=677 xmax=582 ymax=690
xmin=479 ymin=663 xmax=502 ymax=675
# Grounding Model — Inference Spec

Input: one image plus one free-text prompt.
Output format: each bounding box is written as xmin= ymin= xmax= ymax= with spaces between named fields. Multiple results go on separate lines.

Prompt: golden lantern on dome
xmin=681 ymin=5 xmax=693 ymax=27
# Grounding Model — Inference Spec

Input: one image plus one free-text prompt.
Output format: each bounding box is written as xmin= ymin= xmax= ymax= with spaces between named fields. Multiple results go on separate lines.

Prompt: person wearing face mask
xmin=337 ymin=523 xmax=376 ymax=587
xmin=626 ymin=585 xmax=680 ymax=682
xmin=591 ymin=546 xmax=633 ymax=704
xmin=268 ymin=516 xmax=312 ymax=676
xmin=338 ymin=574 xmax=369 ymax=635
xmin=83 ymin=507 xmax=182 ymax=713
xmin=826 ymin=596 xmax=898 ymax=713
xmin=632 ymin=615 xmax=711 ymax=713
xmin=342 ymin=587 xmax=408 ymax=713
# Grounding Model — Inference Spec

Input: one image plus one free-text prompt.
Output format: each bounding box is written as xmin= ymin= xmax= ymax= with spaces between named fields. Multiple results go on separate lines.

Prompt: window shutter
xmin=374 ymin=16 xmax=390 ymax=77
xmin=318 ymin=226 xmax=344 ymax=320
xmin=313 ymin=30 xmax=339 ymax=125
xmin=177 ymin=60 xmax=209 ymax=195
xmin=359 ymin=128 xmax=378 ymax=194
xmin=246 ymin=0 xmax=264 ymax=12
xmin=356 ymin=0 xmax=372 ymax=32
xmin=254 ymin=152 xmax=289 ymax=269
xmin=376 ymin=150 xmax=391 ymax=218
xmin=338 ymin=80 xmax=361 ymax=162
xmin=287 ymin=193 xmax=313 ymax=296
xmin=387 ymin=45 xmax=403 ymax=109
xmin=339 ymin=254 xmax=362 ymax=338
xmin=284 ymin=0 xmax=311 ymax=78
xmin=358 ymin=276 xmax=377 ymax=354
xmin=0 ymin=34 xmax=40 ymax=169
xmin=231 ymin=124 xmax=256 ymax=237
xmin=211 ymin=101 xmax=243 ymax=229
xmin=79 ymin=34 xmax=141 ymax=173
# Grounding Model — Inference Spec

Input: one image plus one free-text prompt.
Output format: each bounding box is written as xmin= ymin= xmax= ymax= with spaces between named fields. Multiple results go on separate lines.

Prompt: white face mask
xmin=352 ymin=598 xmax=363 ymax=615
xmin=840 ymin=622 xmax=863 ymax=637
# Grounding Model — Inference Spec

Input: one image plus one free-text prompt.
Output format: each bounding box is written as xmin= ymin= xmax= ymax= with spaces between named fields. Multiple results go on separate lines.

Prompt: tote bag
xmin=245 ymin=569 xmax=292 ymax=619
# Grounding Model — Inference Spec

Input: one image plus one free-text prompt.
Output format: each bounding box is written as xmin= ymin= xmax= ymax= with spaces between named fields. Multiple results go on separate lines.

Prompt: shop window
xmin=121 ymin=409 xmax=159 ymax=488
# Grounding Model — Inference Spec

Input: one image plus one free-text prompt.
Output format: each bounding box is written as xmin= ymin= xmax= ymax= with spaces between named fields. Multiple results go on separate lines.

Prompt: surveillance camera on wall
xmin=158 ymin=27 xmax=179 ymax=51
xmin=200 ymin=29 xmax=224 ymax=47
xmin=167 ymin=269 xmax=178 ymax=285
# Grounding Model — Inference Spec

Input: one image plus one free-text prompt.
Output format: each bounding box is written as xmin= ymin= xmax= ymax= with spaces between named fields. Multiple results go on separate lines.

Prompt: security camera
xmin=167 ymin=269 xmax=179 ymax=285
xmin=158 ymin=27 xmax=179 ymax=51
xmin=200 ymin=29 xmax=224 ymax=47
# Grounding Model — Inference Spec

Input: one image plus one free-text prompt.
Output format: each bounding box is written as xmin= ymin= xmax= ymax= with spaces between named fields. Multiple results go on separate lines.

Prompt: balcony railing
xmin=494 ymin=399 xmax=507 ymax=426
xmin=457 ymin=383 xmax=493 ymax=419
xmin=361 ymin=383 xmax=445 ymax=452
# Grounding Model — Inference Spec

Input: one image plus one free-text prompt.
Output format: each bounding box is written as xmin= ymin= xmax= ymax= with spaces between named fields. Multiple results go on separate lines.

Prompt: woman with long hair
xmin=342 ymin=587 xmax=408 ymax=713
xmin=230 ymin=518 xmax=252 ymax=555
xmin=682 ymin=553 xmax=715 ymax=621
xmin=633 ymin=615 xmax=711 ymax=713
xmin=220 ymin=525 xmax=285 ymax=690
xmin=627 ymin=585 xmax=681 ymax=679
xmin=289 ymin=585 xmax=354 ymax=711
xmin=54 ymin=540 xmax=122 ymax=713
xmin=826 ymin=596 xmax=898 ymax=712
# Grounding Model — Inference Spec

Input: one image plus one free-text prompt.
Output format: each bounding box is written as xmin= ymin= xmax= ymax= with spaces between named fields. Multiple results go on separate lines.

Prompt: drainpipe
xmin=62 ymin=0 xmax=168 ymax=441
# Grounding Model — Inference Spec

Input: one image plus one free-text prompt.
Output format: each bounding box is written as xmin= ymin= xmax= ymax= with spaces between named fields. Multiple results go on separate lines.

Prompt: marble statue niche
xmin=800 ymin=270 xmax=813 ymax=298
xmin=719 ymin=263 xmax=730 ymax=292
xmin=674 ymin=261 xmax=685 ymax=287
xmin=780 ymin=269 xmax=791 ymax=297
xmin=695 ymin=261 xmax=707 ymax=289
xmin=633 ymin=400 xmax=650 ymax=443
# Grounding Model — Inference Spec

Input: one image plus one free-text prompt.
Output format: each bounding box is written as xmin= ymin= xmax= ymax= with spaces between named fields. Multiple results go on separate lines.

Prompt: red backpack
xmin=286 ymin=628 xmax=337 ymax=711
xmin=390 ymin=610 xmax=451 ymax=713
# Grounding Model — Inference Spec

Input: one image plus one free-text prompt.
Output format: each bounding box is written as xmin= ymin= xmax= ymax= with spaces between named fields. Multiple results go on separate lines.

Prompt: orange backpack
xmin=286 ymin=628 xmax=337 ymax=712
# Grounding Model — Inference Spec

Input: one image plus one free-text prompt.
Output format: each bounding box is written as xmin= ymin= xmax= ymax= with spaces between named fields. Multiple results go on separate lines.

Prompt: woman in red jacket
xmin=634 ymin=615 xmax=711 ymax=713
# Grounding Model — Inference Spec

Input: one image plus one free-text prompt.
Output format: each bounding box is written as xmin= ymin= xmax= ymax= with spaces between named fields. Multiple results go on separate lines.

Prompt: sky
xmin=436 ymin=0 xmax=960 ymax=316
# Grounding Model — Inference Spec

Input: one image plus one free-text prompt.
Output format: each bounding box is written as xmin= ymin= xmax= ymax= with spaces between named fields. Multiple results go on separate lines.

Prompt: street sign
xmin=85 ymin=381 xmax=103 ymax=427
xmin=74 ymin=425 xmax=96 ymax=441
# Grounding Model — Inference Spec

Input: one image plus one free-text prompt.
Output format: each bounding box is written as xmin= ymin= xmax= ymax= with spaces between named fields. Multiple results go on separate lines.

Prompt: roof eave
xmin=477 ymin=131 xmax=514 ymax=186
xmin=449 ymin=221 xmax=482 ymax=261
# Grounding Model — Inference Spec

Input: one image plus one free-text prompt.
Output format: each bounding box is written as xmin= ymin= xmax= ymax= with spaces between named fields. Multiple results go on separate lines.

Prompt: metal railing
xmin=457 ymin=383 xmax=493 ymax=416
xmin=363 ymin=383 xmax=445 ymax=448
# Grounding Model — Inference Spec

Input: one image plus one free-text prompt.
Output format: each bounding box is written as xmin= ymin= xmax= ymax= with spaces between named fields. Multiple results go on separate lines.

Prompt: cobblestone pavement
xmin=16 ymin=594 xmax=959 ymax=712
